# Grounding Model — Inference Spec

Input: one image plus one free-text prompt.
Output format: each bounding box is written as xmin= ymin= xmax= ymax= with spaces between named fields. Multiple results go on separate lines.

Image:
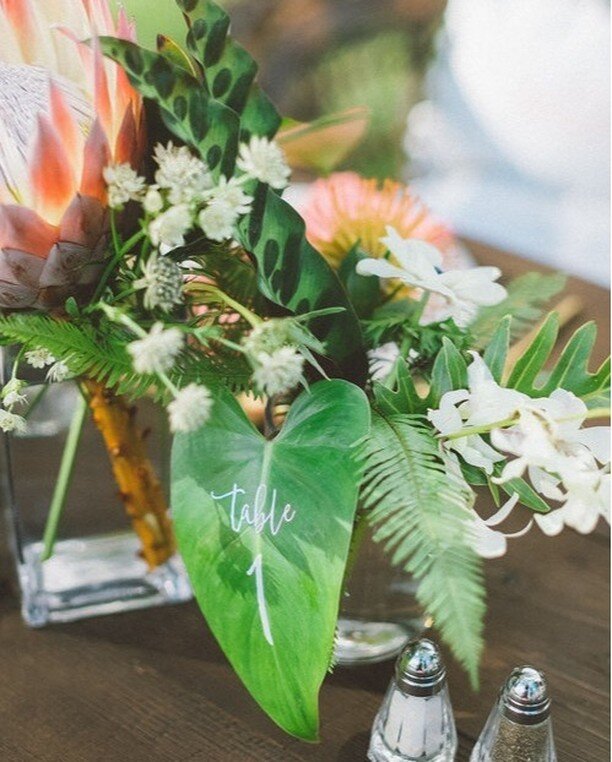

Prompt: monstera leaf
xmin=171 ymin=381 xmax=370 ymax=739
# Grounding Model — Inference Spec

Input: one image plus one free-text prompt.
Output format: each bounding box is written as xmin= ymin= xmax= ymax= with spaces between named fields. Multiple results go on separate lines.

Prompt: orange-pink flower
xmin=300 ymin=172 xmax=455 ymax=269
xmin=0 ymin=0 xmax=144 ymax=310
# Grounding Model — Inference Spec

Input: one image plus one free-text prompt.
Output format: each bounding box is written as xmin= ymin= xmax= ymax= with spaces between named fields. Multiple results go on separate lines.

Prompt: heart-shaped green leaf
xmin=171 ymin=380 xmax=370 ymax=740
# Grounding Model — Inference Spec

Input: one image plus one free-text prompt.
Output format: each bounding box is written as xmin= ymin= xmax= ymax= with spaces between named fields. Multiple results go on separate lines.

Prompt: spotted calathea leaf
xmin=171 ymin=380 xmax=370 ymax=739
xmin=100 ymin=28 xmax=368 ymax=386
xmin=176 ymin=0 xmax=281 ymax=139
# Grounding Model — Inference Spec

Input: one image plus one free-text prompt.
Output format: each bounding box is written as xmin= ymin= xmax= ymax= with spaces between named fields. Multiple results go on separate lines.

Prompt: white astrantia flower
xmin=208 ymin=176 xmax=253 ymax=216
xmin=198 ymin=200 xmax=237 ymax=242
xmin=134 ymin=254 xmax=184 ymax=312
xmin=148 ymin=204 xmax=193 ymax=254
xmin=0 ymin=408 xmax=26 ymax=434
xmin=356 ymin=227 xmax=507 ymax=327
xmin=103 ymin=163 xmax=146 ymax=209
xmin=242 ymin=320 xmax=291 ymax=357
xmin=25 ymin=348 xmax=56 ymax=369
xmin=236 ymin=136 xmax=290 ymax=189
xmin=127 ymin=323 xmax=184 ymax=375
xmin=252 ymin=346 xmax=305 ymax=397
xmin=1 ymin=378 xmax=27 ymax=409
xmin=143 ymin=186 xmax=164 ymax=215
xmin=46 ymin=362 xmax=72 ymax=384
xmin=154 ymin=142 xmax=213 ymax=205
xmin=167 ymin=383 xmax=213 ymax=433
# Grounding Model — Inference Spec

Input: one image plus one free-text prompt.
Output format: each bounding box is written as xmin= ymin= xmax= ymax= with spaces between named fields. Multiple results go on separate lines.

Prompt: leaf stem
xmin=40 ymin=388 xmax=88 ymax=561
xmin=185 ymin=283 xmax=260 ymax=328
xmin=445 ymin=406 xmax=611 ymax=441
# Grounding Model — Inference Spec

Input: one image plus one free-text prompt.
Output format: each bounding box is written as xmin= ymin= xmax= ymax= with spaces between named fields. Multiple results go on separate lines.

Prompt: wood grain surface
xmin=0 ymin=245 xmax=609 ymax=761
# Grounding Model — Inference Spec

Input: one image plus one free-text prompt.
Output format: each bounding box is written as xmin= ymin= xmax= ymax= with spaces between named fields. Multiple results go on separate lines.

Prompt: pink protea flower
xmin=0 ymin=0 xmax=144 ymax=310
xmin=300 ymin=172 xmax=456 ymax=269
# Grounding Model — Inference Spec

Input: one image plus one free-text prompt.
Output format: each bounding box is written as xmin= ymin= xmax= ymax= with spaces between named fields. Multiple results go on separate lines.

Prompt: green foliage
xmin=482 ymin=316 xmax=511 ymax=383
xmin=374 ymin=337 xmax=469 ymax=416
xmin=0 ymin=314 xmax=251 ymax=400
xmin=172 ymin=380 xmax=370 ymax=739
xmin=471 ymin=272 xmax=566 ymax=349
xmin=100 ymin=1 xmax=368 ymax=385
xmin=363 ymin=300 xmax=471 ymax=367
xmin=361 ymin=411 xmax=485 ymax=685
xmin=500 ymin=313 xmax=610 ymax=409
xmin=374 ymin=358 xmax=428 ymax=416
xmin=178 ymin=239 xmax=264 ymax=314
xmin=177 ymin=0 xmax=280 ymax=140
xmin=338 ymin=245 xmax=382 ymax=318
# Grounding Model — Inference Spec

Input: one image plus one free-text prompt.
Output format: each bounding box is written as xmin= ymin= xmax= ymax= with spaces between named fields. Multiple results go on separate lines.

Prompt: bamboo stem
xmin=83 ymin=379 xmax=175 ymax=569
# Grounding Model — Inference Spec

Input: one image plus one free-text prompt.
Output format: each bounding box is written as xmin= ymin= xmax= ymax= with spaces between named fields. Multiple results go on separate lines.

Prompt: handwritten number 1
xmin=247 ymin=553 xmax=274 ymax=646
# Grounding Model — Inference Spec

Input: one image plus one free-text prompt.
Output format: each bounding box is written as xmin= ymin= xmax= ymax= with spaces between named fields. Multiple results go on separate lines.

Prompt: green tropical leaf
xmin=338 ymin=245 xmax=382 ymax=318
xmin=361 ymin=410 xmax=484 ymax=686
xmin=471 ymin=272 xmax=566 ymax=349
xmin=505 ymin=313 xmax=610 ymax=409
xmin=482 ymin=316 xmax=511 ymax=383
xmin=177 ymin=0 xmax=281 ymax=139
xmin=373 ymin=358 xmax=428 ymax=415
xmin=429 ymin=337 xmax=468 ymax=405
xmin=506 ymin=312 xmax=560 ymax=391
xmin=99 ymin=37 xmax=240 ymax=180
xmin=171 ymin=380 xmax=370 ymax=740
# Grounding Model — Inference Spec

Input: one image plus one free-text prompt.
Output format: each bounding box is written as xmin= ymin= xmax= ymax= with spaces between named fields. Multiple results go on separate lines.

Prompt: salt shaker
xmin=368 ymin=638 xmax=457 ymax=761
xmin=470 ymin=665 xmax=557 ymax=761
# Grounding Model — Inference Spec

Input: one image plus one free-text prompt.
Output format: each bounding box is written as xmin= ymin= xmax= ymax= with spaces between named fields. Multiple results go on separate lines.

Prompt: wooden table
xmin=0 ymin=245 xmax=609 ymax=761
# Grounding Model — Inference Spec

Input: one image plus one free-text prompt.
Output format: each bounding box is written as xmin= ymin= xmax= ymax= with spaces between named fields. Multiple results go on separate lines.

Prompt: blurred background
xmin=113 ymin=0 xmax=610 ymax=286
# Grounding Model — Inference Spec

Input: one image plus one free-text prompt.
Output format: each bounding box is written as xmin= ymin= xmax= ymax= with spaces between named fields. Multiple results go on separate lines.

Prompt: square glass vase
xmin=1 ymin=362 xmax=191 ymax=628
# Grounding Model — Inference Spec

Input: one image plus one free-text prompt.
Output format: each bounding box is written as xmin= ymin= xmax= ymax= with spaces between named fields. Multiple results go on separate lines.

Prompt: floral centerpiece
xmin=0 ymin=0 xmax=609 ymax=742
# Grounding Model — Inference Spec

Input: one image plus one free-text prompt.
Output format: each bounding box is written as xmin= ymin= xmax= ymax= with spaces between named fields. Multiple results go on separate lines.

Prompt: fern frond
xmin=471 ymin=272 xmax=566 ymax=349
xmin=361 ymin=410 xmax=485 ymax=686
xmin=0 ymin=314 xmax=252 ymax=400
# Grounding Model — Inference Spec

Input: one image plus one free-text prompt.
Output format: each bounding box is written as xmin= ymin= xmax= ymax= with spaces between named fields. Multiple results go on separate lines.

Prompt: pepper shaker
xmin=471 ymin=665 xmax=557 ymax=761
xmin=368 ymin=638 xmax=457 ymax=761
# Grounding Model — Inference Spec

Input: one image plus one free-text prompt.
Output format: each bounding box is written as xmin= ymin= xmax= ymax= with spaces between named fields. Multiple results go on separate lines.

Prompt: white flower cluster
xmin=428 ymin=353 xmax=610 ymax=543
xmin=357 ymin=227 xmax=507 ymax=327
xmin=236 ymin=136 xmax=290 ymax=190
xmin=0 ymin=377 xmax=27 ymax=433
xmin=127 ymin=323 xmax=184 ymax=375
xmin=103 ymin=164 xmax=146 ymax=209
xmin=242 ymin=320 xmax=305 ymax=397
xmin=167 ymin=383 xmax=213 ymax=434
xmin=126 ymin=323 xmax=212 ymax=433
xmin=24 ymin=348 xmax=72 ymax=384
xmin=104 ymin=137 xmax=290 ymax=257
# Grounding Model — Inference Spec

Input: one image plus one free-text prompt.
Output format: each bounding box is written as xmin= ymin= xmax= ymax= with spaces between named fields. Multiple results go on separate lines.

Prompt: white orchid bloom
xmin=468 ymin=493 xmax=533 ymax=558
xmin=428 ymin=353 xmax=527 ymax=473
xmin=535 ymin=471 xmax=610 ymax=536
xmin=428 ymin=388 xmax=505 ymax=474
xmin=492 ymin=389 xmax=609 ymax=483
xmin=356 ymin=227 xmax=507 ymax=326
xmin=460 ymin=353 xmax=529 ymax=427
